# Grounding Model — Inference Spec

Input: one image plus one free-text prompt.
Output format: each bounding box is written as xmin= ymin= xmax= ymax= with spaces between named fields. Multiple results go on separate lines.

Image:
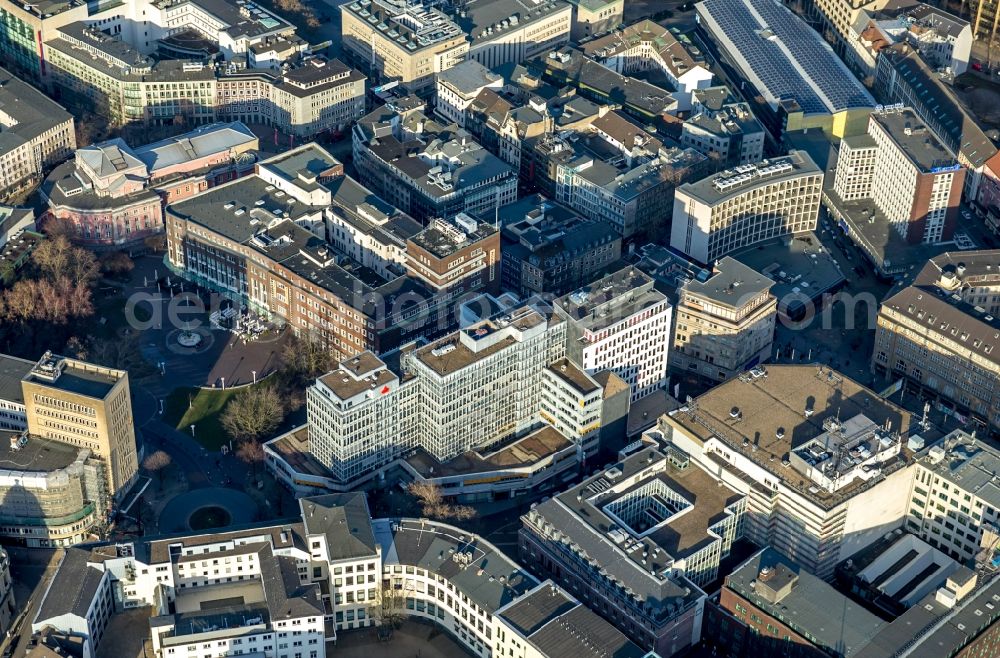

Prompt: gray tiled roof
xmin=374 ymin=518 xmax=537 ymax=613
xmin=35 ymin=548 xmax=106 ymax=623
xmin=300 ymin=493 xmax=379 ymax=561
xmin=726 ymin=548 xmax=886 ymax=657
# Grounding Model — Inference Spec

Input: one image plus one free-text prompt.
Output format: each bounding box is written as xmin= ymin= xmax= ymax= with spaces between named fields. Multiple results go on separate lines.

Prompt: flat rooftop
xmin=667 ymin=364 xmax=913 ymax=508
xmin=681 ymin=256 xmax=774 ymax=308
xmin=528 ymin=441 xmax=722 ymax=609
xmin=404 ymin=425 xmax=573 ymax=478
xmin=871 ymin=109 xmax=957 ymax=173
xmin=317 ymin=352 xmax=399 ymax=401
xmin=915 ymin=429 xmax=1000 ymax=509
xmin=677 ymin=151 xmax=821 ymax=206
xmin=456 ymin=0 xmax=570 ymax=45
xmin=555 ymin=267 xmax=666 ymax=333
xmin=0 ymin=353 xmax=32 ymax=406
xmin=409 ymin=217 xmax=496 ymax=259
xmin=547 ymin=358 xmax=599 ymax=395
xmin=0 ymin=432 xmax=84 ymax=472
xmin=731 ymin=233 xmax=845 ymax=306
xmin=265 ymin=426 xmax=333 ymax=479
xmin=414 ymin=307 xmax=548 ymax=377
xmin=726 ymin=548 xmax=887 ymax=657
xmin=497 ymin=584 xmax=648 ymax=658
xmin=22 ymin=354 xmax=121 ymax=399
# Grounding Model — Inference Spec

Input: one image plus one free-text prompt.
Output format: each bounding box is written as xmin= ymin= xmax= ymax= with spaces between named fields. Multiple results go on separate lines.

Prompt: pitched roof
xmin=300 ymin=493 xmax=379 ymax=561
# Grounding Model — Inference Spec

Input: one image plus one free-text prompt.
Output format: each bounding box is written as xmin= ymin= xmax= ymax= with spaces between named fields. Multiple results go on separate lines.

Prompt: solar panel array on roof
xmin=699 ymin=0 xmax=874 ymax=114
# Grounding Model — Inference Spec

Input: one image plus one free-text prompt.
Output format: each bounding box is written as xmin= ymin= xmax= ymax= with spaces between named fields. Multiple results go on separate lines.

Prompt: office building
xmin=874 ymin=43 xmax=997 ymax=199
xmin=906 ymin=429 xmax=1000 ymax=562
xmin=0 ymin=432 xmax=107 ymax=547
xmin=41 ymin=13 xmax=363 ymax=134
xmin=353 ymin=101 xmax=518 ymax=222
xmin=0 ymin=0 xmax=303 ymax=83
xmin=21 ymin=351 xmax=139 ymax=504
xmin=847 ymin=1 xmax=973 ymax=77
xmin=0 ymin=548 xmax=13 ymax=638
xmin=493 ymin=580 xmax=649 ymax=658
xmin=554 ymin=267 xmax=673 ymax=401
xmin=662 ymin=364 xmax=914 ymax=580
xmin=304 ymin=494 xmax=647 ymax=657
xmin=341 ymin=0 xmax=468 ymax=95
xmin=322 ymin=173 xmax=422 ymax=282
xmin=268 ymin=58 xmax=367 ymax=136
xmin=696 ymin=0 xmax=874 ymax=137
xmin=545 ymin=112 xmax=706 ymax=239
xmin=435 ymin=60 xmax=503 ymax=128
xmin=32 ymin=522 xmax=325 ymax=658
xmin=299 ymin=305 xmax=622 ymax=494
xmin=873 ymin=251 xmax=1000 ymax=432
xmin=712 ymin=547 xmax=888 ymax=658
xmin=681 ymin=102 xmax=766 ymax=168
xmin=341 ymin=0 xmax=571 ymax=96
xmin=496 ymin=194 xmax=622 ymax=297
xmin=566 ymin=0 xmax=623 ymax=41
xmin=521 ymin=434 xmax=742 ymax=655
xmin=405 ymin=216 xmax=501 ymax=296
xmin=832 ymin=107 xmax=964 ymax=245
xmin=0 ymin=66 xmax=76 ymax=197
xmin=166 ymin=143 xmax=436 ymax=357
xmin=0 ymin=353 xmax=32 ymax=431
xmin=670 ymin=151 xmax=823 ymax=264
xmin=579 ymin=19 xmax=713 ymax=112
xmin=671 ymin=257 xmax=777 ymax=383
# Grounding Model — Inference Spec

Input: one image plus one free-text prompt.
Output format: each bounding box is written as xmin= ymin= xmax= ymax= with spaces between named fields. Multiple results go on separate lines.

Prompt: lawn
xmin=163 ymin=386 xmax=242 ymax=450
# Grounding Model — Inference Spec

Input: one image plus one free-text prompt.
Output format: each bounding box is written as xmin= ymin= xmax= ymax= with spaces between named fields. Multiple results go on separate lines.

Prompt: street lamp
xmin=190 ymin=424 xmax=196 ymax=437
xmin=252 ymin=370 xmax=257 ymax=385
xmin=221 ymin=377 xmax=226 ymax=390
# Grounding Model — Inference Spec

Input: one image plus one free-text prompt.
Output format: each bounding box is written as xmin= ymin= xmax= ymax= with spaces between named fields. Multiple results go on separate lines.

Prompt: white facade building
xmin=662 ymin=364 xmax=916 ymax=580
xmin=905 ymin=429 xmax=1000 ymax=562
xmin=670 ymin=151 xmax=823 ymax=264
xmin=555 ymin=267 xmax=673 ymax=402
xmin=833 ymin=107 xmax=964 ymax=244
xmin=435 ymin=60 xmax=503 ymax=128
xmin=33 ymin=523 xmax=324 ymax=658
xmin=297 ymin=305 xmax=627 ymax=494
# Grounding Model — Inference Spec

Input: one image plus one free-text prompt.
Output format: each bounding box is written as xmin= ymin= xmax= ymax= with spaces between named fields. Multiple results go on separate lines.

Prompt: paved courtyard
xmin=156 ymin=487 xmax=259 ymax=534
xmin=125 ymin=254 xmax=287 ymax=397
xmin=333 ymin=620 xmax=476 ymax=658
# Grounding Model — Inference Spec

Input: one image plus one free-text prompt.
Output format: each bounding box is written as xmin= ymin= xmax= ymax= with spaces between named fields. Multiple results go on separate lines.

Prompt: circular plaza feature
xmin=158 ymin=487 xmax=257 ymax=533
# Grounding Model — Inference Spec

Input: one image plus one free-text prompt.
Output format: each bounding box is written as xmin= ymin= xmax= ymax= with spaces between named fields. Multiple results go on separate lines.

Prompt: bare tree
xmin=84 ymin=333 xmax=147 ymax=373
xmin=367 ymin=579 xmax=411 ymax=629
xmin=220 ymin=385 xmax=285 ymax=444
xmin=406 ymin=481 xmax=477 ymax=521
xmin=31 ymin=236 xmax=99 ymax=285
xmin=0 ymin=278 xmax=93 ymax=325
xmin=143 ymin=450 xmax=172 ymax=489
xmin=281 ymin=331 xmax=333 ymax=383
xmin=236 ymin=439 xmax=266 ymax=478
xmin=100 ymin=251 xmax=134 ymax=276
